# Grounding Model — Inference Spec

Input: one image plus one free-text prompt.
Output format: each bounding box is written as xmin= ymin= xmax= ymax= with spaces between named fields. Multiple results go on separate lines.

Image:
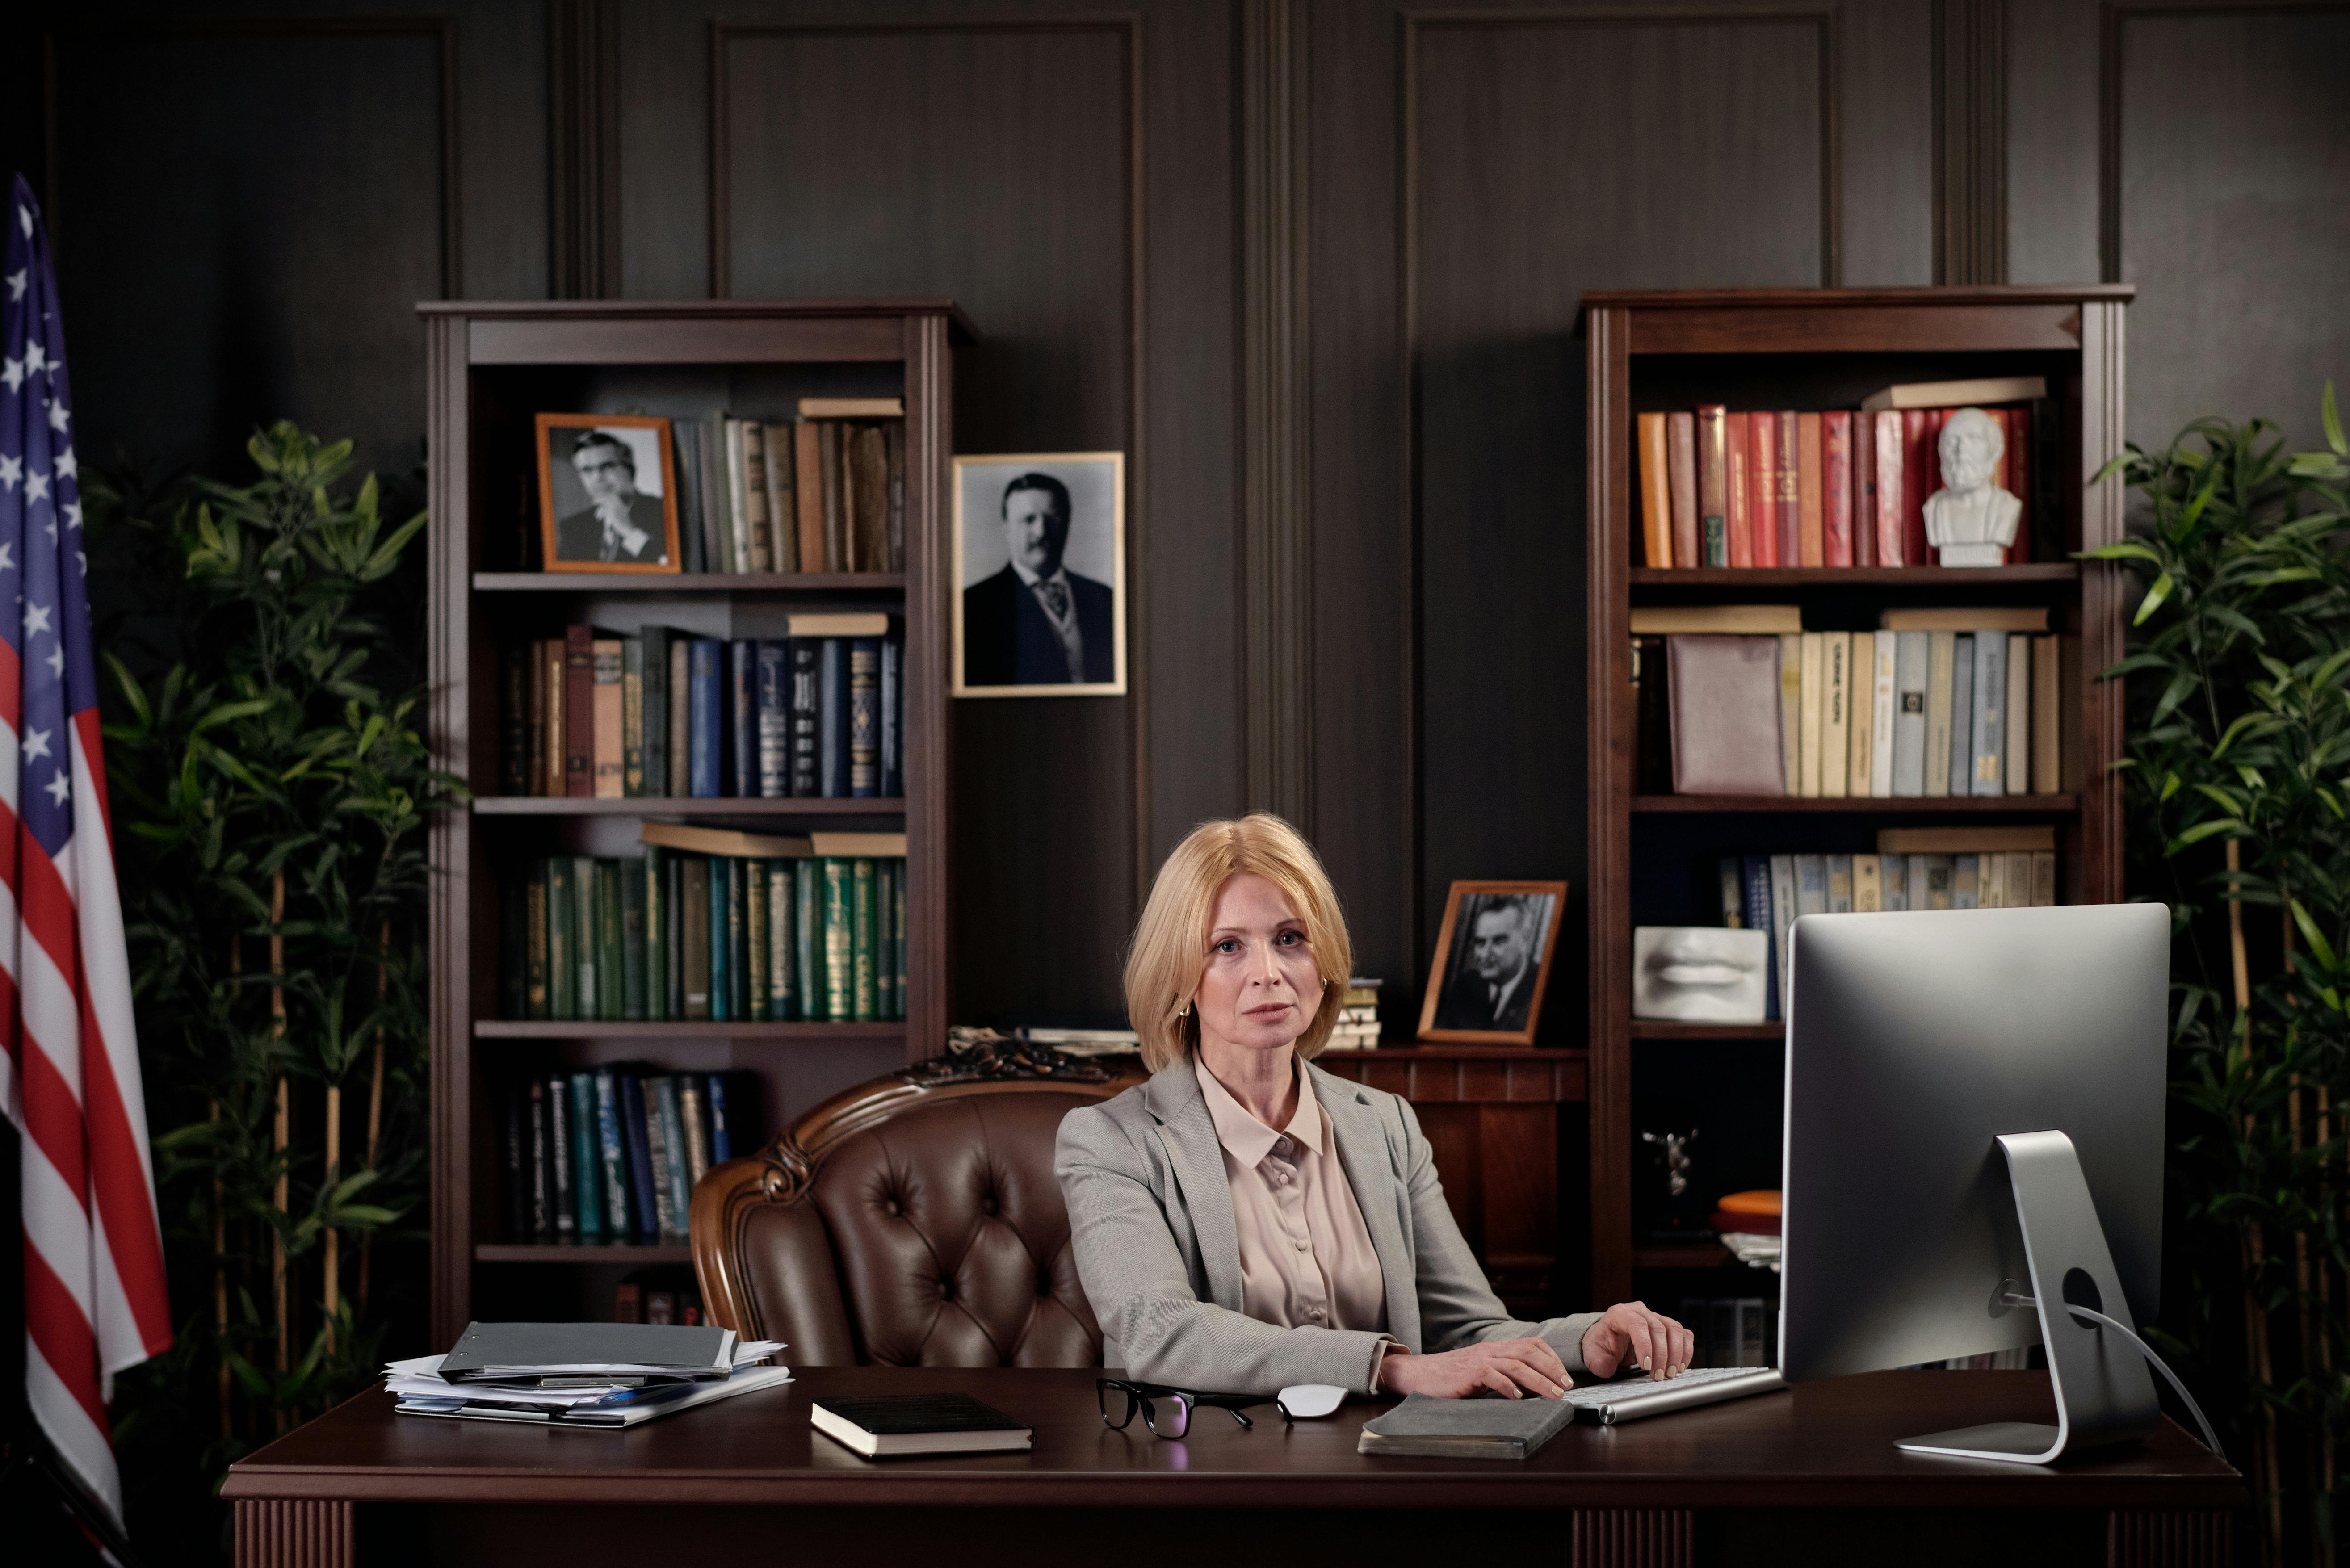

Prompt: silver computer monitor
xmin=1778 ymin=902 xmax=2170 ymax=1461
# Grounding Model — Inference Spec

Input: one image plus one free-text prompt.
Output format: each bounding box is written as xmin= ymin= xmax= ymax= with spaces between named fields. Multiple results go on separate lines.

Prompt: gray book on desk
xmin=1357 ymin=1394 xmax=1574 ymax=1460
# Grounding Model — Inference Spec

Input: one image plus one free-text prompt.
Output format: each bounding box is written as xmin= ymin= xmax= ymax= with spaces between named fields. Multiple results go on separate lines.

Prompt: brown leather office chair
xmin=691 ymin=1041 xmax=1145 ymax=1367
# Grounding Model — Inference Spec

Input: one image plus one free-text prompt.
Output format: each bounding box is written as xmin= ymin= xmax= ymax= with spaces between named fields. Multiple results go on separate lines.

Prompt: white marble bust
xmin=1923 ymin=406 xmax=2022 ymax=567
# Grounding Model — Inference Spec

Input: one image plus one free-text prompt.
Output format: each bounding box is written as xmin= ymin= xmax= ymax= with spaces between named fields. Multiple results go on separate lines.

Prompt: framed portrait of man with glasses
xmin=535 ymin=412 xmax=682 ymax=574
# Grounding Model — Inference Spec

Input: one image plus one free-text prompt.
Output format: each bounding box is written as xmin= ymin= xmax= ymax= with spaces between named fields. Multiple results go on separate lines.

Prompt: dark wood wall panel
xmin=1411 ymin=10 xmax=1833 ymax=1042
xmin=45 ymin=5 xmax=549 ymax=487
xmin=2112 ymin=4 xmax=2350 ymax=451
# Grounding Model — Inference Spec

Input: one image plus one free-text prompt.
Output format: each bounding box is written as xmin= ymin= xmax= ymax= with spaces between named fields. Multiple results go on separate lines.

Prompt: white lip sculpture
xmin=1632 ymin=926 xmax=1770 ymax=1023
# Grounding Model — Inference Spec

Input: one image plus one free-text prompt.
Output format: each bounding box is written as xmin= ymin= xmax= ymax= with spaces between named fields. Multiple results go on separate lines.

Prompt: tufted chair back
xmin=691 ymin=1055 xmax=1145 ymax=1367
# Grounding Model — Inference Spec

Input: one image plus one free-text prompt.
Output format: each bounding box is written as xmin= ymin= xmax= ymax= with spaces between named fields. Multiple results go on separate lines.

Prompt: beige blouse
xmin=1193 ymin=1057 xmax=1388 ymax=1341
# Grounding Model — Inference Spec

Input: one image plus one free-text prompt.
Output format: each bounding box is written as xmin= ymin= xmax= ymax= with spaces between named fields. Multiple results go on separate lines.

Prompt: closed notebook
xmin=1357 ymin=1392 xmax=1574 ymax=1460
xmin=810 ymin=1393 xmax=1032 ymax=1458
xmin=1666 ymin=636 xmax=1785 ymax=796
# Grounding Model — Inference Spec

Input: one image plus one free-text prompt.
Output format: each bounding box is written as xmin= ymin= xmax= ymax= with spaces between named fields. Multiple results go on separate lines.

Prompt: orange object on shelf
xmin=1716 ymin=1189 xmax=1781 ymax=1216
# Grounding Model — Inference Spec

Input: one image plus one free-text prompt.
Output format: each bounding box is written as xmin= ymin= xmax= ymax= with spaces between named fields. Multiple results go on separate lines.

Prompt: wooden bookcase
xmin=420 ymin=300 xmax=968 ymax=1344
xmin=1579 ymin=286 xmax=2133 ymax=1308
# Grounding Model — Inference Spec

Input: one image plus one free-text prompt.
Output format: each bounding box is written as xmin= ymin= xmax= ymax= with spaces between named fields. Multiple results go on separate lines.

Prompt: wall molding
xmin=1395 ymin=1 xmax=1842 ymax=967
xmin=705 ymin=15 xmax=1152 ymax=894
xmin=1933 ymin=0 xmax=2007 ymax=284
xmin=1241 ymin=0 xmax=1314 ymax=829
xmin=2098 ymin=0 xmax=2350 ymax=284
xmin=45 ymin=16 xmax=462 ymax=296
xmin=549 ymin=0 xmax=621 ymax=299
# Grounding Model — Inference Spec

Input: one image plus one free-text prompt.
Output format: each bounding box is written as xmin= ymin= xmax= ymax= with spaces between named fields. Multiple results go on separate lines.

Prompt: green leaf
xmin=2134 ymin=573 xmax=2175 ymax=626
xmin=2165 ymin=818 xmax=2251 ymax=855
xmin=2325 ymin=379 xmax=2346 ymax=457
xmin=2291 ymin=899 xmax=2340 ymax=972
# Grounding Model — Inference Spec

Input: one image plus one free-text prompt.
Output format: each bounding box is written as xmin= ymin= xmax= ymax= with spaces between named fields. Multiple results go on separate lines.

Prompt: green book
xmin=767 ymin=859 xmax=794 ymax=1021
xmin=567 ymin=1073 xmax=604 ymax=1240
xmin=728 ymin=855 xmax=751 ymax=1021
xmin=852 ymin=857 xmax=878 ymax=1022
xmin=708 ymin=856 xmax=731 ymax=1022
xmin=652 ymin=1075 xmax=693 ymax=1235
xmin=745 ymin=860 xmax=771 ymax=1022
xmin=546 ymin=858 xmax=577 ymax=1020
xmin=621 ymin=859 xmax=649 ymax=1020
xmin=822 ymin=857 xmax=854 ymax=1022
xmin=893 ymin=857 xmax=907 ymax=1020
xmin=680 ymin=855 xmax=711 ymax=1020
xmin=596 ymin=857 xmax=625 ymax=1022
xmin=525 ymin=865 xmax=550 ymax=1020
xmin=571 ymin=855 xmax=599 ymax=1019
xmin=875 ymin=860 xmax=895 ymax=1022
xmin=796 ymin=860 xmax=822 ymax=1021
xmin=621 ymin=635 xmax=646 ymax=796
xmin=665 ymin=852 xmax=685 ymax=1019
xmin=643 ymin=846 xmax=668 ymax=1021
xmin=641 ymin=626 xmax=671 ymax=801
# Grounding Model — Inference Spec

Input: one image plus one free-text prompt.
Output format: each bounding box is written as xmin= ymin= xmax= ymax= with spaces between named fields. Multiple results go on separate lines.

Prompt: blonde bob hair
xmin=1124 ymin=813 xmax=1354 ymax=1072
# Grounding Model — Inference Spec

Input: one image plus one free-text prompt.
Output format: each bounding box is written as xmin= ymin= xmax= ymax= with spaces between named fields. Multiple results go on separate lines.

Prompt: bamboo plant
xmin=2088 ymin=388 xmax=2350 ymax=1568
xmin=89 ymin=424 xmax=454 ymax=1551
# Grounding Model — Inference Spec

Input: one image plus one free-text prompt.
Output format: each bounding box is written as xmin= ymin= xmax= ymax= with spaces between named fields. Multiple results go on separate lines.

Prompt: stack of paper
xmin=389 ymin=1321 xmax=789 ymax=1428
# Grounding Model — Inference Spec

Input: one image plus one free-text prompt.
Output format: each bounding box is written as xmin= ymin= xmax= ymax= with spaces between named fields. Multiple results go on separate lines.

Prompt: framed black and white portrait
xmin=952 ymin=452 xmax=1126 ymax=696
xmin=1417 ymin=880 xmax=1567 ymax=1045
xmin=535 ymin=412 xmax=681 ymax=574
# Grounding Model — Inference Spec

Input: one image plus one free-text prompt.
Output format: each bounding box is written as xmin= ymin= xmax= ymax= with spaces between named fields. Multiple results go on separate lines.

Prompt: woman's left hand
xmin=1580 ymin=1301 xmax=1694 ymax=1381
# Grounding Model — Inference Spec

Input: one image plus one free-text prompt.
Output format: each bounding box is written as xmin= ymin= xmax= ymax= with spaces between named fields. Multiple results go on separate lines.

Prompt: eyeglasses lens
xmin=1097 ymin=1381 xmax=1138 ymax=1431
xmin=1146 ymin=1392 xmax=1191 ymax=1439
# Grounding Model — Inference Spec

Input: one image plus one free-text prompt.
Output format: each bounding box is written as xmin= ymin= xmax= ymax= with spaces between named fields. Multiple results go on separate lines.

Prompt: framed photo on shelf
xmin=1417 ymin=880 xmax=1567 ymax=1045
xmin=952 ymin=452 xmax=1126 ymax=696
xmin=535 ymin=412 xmax=682 ymax=573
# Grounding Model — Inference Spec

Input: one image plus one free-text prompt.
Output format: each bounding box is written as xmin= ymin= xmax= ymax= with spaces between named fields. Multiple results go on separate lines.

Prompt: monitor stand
xmin=1895 ymin=1130 xmax=2160 ymax=1465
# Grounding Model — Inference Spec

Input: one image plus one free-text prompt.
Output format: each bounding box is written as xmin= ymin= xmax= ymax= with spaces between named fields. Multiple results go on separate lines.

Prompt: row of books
xmin=498 ymin=615 xmax=900 ymax=799
xmin=500 ymin=1067 xmax=758 ymax=1243
xmin=1637 ymin=376 xmax=2046 ymax=570
xmin=1676 ymin=1296 xmax=1779 ymax=1370
xmin=655 ymin=397 xmax=903 ymax=575
xmin=499 ymin=824 xmax=910 ymax=1023
xmin=1717 ymin=827 xmax=2060 ymax=1017
xmin=616 ymin=1272 xmax=707 ymax=1326
xmin=1640 ymin=604 xmax=2063 ymax=799
xmin=1320 ymin=979 xmax=1384 ymax=1049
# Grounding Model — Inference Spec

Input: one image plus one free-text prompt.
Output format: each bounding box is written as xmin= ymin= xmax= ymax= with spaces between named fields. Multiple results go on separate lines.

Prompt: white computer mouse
xmin=1276 ymin=1384 xmax=1347 ymax=1419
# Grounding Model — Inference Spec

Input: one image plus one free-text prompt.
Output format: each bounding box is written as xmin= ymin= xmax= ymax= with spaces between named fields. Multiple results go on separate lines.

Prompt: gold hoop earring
xmin=1175 ymin=1000 xmax=1190 ymax=1020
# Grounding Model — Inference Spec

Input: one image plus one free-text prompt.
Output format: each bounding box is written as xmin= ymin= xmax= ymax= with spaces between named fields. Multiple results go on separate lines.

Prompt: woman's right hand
xmin=1379 ymin=1337 xmax=1572 ymax=1400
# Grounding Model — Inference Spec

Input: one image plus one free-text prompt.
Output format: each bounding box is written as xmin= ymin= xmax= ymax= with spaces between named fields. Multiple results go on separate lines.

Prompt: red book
xmin=1747 ymin=412 xmax=1779 ymax=567
xmin=1873 ymin=411 xmax=1905 ymax=566
xmin=563 ymin=624 xmax=595 ymax=797
xmin=2005 ymin=407 xmax=2031 ymax=564
xmin=1852 ymin=411 xmax=1878 ymax=566
xmin=1775 ymin=409 xmax=1801 ymax=568
xmin=1725 ymin=412 xmax=1754 ymax=567
xmin=1822 ymin=410 xmax=1853 ymax=567
xmin=1902 ymin=409 xmax=1933 ymax=567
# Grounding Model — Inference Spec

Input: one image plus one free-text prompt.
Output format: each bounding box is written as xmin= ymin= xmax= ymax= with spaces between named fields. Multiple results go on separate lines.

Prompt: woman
xmin=1057 ymin=814 xmax=1693 ymax=1400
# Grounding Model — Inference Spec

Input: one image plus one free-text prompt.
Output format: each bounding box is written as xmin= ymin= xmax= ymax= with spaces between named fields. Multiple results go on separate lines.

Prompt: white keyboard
xmin=1563 ymin=1365 xmax=1785 ymax=1425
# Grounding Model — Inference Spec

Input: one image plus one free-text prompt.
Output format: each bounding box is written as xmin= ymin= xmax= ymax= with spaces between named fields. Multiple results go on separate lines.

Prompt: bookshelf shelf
xmin=474 ymin=1021 xmax=906 ymax=1041
xmin=472 ymin=797 xmax=904 ymax=817
xmin=1630 ymin=564 xmax=2077 ymax=590
xmin=475 ymin=1243 xmax=692 ymax=1265
xmin=1630 ymin=1021 xmax=1783 ymax=1041
xmin=1633 ymin=1244 xmax=1735 ymax=1270
xmin=427 ymin=299 xmax=963 ymax=1345
xmin=474 ymin=572 xmax=904 ymax=593
xmin=1584 ymin=286 xmax=2131 ymax=1308
xmin=1631 ymin=793 xmax=2078 ymax=815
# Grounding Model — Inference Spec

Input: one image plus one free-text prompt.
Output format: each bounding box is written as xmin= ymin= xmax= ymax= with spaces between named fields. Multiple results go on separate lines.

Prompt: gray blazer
xmin=1055 ymin=1057 xmax=1603 ymax=1396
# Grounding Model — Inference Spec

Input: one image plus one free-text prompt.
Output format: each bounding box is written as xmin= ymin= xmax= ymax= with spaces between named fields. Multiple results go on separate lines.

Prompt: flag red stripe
xmin=18 ymin=1021 xmax=88 ymax=1208
xmin=0 ymin=633 xmax=20 ymax=728
xmin=18 ymin=828 xmax=79 ymax=997
xmin=71 ymin=709 xmax=109 ymax=839
xmin=24 ymin=1239 xmax=109 ymax=1433
xmin=77 ymin=974 xmax=172 ymax=1350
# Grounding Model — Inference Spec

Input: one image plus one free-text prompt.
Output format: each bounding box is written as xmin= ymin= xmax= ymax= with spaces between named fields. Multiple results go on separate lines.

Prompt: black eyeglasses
xmin=1095 ymin=1379 xmax=1317 ymax=1438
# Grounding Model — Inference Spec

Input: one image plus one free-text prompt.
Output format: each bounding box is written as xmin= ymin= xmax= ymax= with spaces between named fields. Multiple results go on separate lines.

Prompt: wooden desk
xmin=224 ymin=1367 xmax=2242 ymax=1568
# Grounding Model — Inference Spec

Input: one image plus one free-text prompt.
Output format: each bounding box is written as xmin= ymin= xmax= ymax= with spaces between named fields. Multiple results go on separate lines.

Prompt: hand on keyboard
xmin=1579 ymin=1301 xmax=1696 ymax=1380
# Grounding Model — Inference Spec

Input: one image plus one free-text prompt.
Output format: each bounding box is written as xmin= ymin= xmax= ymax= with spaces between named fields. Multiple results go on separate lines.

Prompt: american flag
xmin=0 ymin=174 xmax=170 ymax=1531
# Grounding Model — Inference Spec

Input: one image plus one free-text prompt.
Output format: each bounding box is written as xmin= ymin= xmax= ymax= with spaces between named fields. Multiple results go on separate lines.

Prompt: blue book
xmin=878 ymin=636 xmax=901 ymax=798
xmin=789 ymin=639 xmax=822 ymax=797
xmin=1742 ymin=855 xmax=1779 ymax=1020
xmin=1947 ymin=635 xmax=1976 ymax=797
xmin=848 ymin=637 xmax=881 ymax=798
xmin=592 ymin=1068 xmax=633 ymax=1237
xmin=730 ymin=640 xmax=758 ymax=798
xmin=709 ymin=856 xmax=732 ymax=1021
xmin=567 ymin=1073 xmax=604 ymax=1241
xmin=755 ymin=641 xmax=791 ymax=798
xmin=706 ymin=1073 xmax=733 ymax=1163
xmin=819 ymin=638 xmax=849 ymax=798
xmin=653 ymin=1076 xmax=694 ymax=1234
xmin=688 ymin=638 xmax=724 ymax=797
xmin=617 ymin=1071 xmax=659 ymax=1242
